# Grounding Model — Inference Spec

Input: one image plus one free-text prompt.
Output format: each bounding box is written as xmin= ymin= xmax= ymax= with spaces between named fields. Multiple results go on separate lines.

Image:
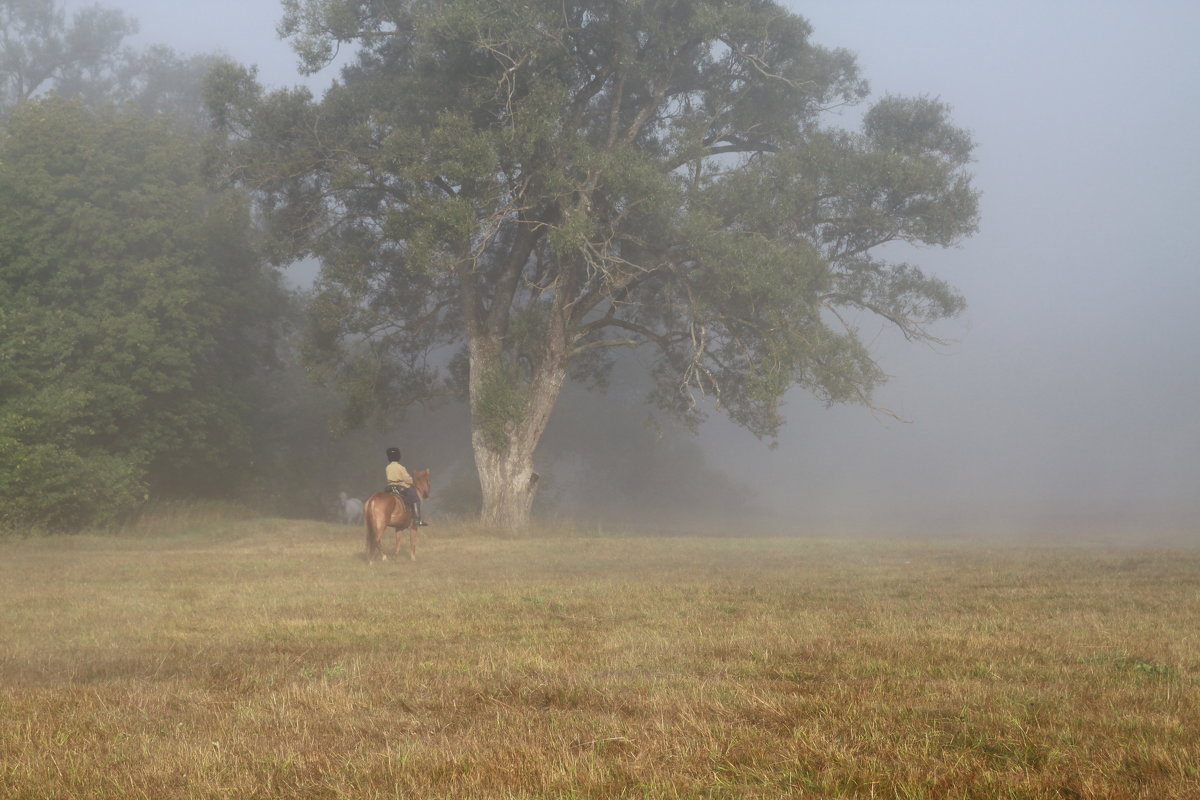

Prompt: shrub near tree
xmin=0 ymin=98 xmax=286 ymax=530
xmin=210 ymin=0 xmax=979 ymax=527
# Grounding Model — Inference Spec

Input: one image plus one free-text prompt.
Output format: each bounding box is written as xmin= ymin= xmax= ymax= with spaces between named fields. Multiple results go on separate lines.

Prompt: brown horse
xmin=363 ymin=469 xmax=431 ymax=563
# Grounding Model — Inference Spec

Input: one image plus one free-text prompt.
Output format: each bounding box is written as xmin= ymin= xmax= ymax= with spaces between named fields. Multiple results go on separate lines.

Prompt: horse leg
xmin=366 ymin=520 xmax=379 ymax=564
xmin=409 ymin=525 xmax=417 ymax=561
xmin=364 ymin=511 xmax=372 ymax=563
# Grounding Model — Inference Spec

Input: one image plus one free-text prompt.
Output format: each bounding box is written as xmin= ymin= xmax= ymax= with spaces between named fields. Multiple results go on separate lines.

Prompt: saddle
xmin=387 ymin=485 xmax=414 ymax=509
xmin=387 ymin=483 xmax=427 ymax=527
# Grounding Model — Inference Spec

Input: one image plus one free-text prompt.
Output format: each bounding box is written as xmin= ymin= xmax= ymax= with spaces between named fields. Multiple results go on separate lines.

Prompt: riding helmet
xmin=386 ymin=447 xmax=402 ymax=462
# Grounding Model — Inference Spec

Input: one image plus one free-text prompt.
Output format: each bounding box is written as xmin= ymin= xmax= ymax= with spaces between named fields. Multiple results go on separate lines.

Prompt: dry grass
xmin=1 ymin=517 xmax=1198 ymax=799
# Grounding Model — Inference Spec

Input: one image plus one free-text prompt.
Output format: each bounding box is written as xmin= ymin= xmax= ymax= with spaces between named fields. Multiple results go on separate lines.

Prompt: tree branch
xmin=567 ymin=336 xmax=639 ymax=358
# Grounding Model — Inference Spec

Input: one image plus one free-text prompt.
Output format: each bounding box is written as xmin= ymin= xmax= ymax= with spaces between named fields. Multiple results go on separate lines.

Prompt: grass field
xmin=1 ymin=513 xmax=1198 ymax=799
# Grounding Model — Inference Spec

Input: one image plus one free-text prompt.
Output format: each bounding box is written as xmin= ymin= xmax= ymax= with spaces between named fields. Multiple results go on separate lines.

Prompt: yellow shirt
xmin=386 ymin=462 xmax=413 ymax=488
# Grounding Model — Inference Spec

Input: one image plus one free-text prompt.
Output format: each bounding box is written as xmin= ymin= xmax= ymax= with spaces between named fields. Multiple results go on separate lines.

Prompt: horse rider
xmin=385 ymin=447 xmax=428 ymax=526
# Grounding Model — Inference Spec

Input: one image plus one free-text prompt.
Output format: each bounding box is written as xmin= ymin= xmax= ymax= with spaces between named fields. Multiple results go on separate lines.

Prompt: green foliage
xmin=1127 ymin=658 xmax=1177 ymax=680
xmin=0 ymin=435 xmax=145 ymax=531
xmin=0 ymin=0 xmax=136 ymax=116
xmin=210 ymin=0 xmax=980 ymax=523
xmin=473 ymin=367 xmax=529 ymax=452
xmin=0 ymin=98 xmax=287 ymax=529
xmin=0 ymin=0 xmax=231 ymax=128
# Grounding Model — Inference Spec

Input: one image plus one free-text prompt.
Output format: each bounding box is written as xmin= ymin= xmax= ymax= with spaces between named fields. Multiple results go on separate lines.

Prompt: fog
xmin=759 ymin=1 xmax=1200 ymax=533
xmin=67 ymin=0 xmax=1200 ymax=534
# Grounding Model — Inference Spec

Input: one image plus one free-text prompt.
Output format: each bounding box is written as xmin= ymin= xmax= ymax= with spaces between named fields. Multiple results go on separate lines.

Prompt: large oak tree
xmin=209 ymin=0 xmax=979 ymax=527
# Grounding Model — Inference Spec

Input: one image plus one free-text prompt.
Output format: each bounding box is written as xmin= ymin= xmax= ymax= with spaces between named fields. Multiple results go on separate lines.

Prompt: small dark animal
xmin=363 ymin=469 xmax=431 ymax=563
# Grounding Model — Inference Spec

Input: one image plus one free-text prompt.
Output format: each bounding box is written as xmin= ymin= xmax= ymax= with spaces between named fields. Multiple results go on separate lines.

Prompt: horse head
xmin=413 ymin=469 xmax=431 ymax=500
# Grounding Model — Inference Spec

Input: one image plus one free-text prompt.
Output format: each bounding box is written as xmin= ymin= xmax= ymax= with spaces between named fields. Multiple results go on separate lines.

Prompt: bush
xmin=0 ymin=437 xmax=146 ymax=532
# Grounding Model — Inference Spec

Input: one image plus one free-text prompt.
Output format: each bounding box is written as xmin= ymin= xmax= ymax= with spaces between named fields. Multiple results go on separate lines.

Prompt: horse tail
xmin=363 ymin=493 xmax=387 ymax=561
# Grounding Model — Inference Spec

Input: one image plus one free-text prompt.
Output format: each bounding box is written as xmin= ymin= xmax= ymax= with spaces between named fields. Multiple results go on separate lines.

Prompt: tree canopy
xmin=209 ymin=0 xmax=980 ymax=526
xmin=0 ymin=98 xmax=286 ymax=529
xmin=0 ymin=0 xmax=134 ymax=115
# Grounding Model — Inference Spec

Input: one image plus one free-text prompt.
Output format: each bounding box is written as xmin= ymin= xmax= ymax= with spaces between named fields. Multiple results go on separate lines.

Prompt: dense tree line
xmin=0 ymin=0 xmax=295 ymax=529
xmin=0 ymin=100 xmax=292 ymax=527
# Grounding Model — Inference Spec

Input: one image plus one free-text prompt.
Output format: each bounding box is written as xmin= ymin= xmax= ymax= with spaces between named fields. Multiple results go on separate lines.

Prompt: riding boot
xmin=416 ymin=501 xmax=429 ymax=526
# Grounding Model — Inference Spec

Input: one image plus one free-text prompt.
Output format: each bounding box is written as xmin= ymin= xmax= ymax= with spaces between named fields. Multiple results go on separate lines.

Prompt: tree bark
xmin=473 ymin=440 xmax=542 ymax=528
xmin=464 ymin=251 xmax=575 ymax=528
xmin=468 ymin=334 xmax=568 ymax=528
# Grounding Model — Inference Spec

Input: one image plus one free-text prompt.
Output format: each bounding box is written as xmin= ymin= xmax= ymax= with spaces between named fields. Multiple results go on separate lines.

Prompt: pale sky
xmin=64 ymin=0 xmax=1200 ymax=531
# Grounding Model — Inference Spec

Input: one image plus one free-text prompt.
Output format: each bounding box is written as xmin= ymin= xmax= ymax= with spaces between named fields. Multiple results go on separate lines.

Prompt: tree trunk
xmin=468 ymin=336 xmax=569 ymax=529
xmin=462 ymin=229 xmax=578 ymax=528
xmin=474 ymin=442 xmax=541 ymax=528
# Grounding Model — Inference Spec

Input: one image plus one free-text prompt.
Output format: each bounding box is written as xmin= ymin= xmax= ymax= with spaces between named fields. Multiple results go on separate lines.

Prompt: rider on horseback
xmin=386 ymin=447 xmax=428 ymax=526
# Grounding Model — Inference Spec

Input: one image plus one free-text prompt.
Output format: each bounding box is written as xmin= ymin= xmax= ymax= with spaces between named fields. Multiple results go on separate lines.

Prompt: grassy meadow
xmin=1 ymin=511 xmax=1198 ymax=799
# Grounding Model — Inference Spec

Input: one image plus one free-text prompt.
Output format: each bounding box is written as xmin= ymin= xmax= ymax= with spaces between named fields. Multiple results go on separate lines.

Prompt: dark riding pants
xmin=389 ymin=485 xmax=421 ymax=518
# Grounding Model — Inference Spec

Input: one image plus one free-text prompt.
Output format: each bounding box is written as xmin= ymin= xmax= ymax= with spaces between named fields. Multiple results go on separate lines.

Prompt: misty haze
xmin=14 ymin=0 xmax=1190 ymax=538
xmin=3 ymin=1 xmax=1199 ymax=797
